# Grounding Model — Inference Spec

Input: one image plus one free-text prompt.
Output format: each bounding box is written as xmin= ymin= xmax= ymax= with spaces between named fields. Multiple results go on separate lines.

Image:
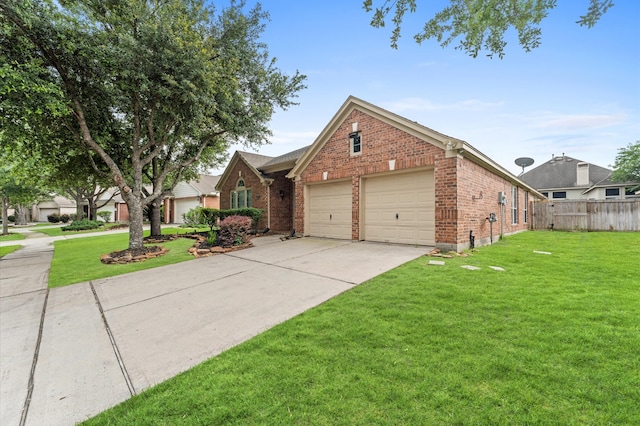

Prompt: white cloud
xmin=533 ymin=113 xmax=627 ymax=131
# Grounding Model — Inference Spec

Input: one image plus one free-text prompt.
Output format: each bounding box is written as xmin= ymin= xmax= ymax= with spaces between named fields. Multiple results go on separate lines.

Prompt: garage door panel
xmin=364 ymin=170 xmax=435 ymax=246
xmin=308 ymin=181 xmax=352 ymax=240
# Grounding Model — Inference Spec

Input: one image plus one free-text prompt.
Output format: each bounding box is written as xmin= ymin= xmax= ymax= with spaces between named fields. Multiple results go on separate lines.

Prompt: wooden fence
xmin=531 ymin=199 xmax=640 ymax=231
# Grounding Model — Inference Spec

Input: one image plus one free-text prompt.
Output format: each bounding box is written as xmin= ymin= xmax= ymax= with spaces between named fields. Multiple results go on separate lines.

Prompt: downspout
xmin=266 ymin=181 xmax=272 ymax=230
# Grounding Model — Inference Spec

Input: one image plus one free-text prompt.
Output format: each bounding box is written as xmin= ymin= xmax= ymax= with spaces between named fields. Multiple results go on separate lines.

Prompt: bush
xmin=47 ymin=213 xmax=61 ymax=223
xmin=219 ymin=208 xmax=263 ymax=229
xmin=183 ymin=207 xmax=206 ymax=227
xmin=97 ymin=211 xmax=112 ymax=223
xmin=217 ymin=215 xmax=252 ymax=247
xmin=61 ymin=219 xmax=102 ymax=231
xmin=69 ymin=213 xmax=86 ymax=221
xmin=60 ymin=214 xmax=70 ymax=223
xmin=8 ymin=215 xmax=15 ymax=222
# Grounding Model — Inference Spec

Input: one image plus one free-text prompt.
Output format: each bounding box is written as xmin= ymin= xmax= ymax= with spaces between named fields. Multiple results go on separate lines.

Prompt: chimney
xmin=576 ymin=162 xmax=590 ymax=186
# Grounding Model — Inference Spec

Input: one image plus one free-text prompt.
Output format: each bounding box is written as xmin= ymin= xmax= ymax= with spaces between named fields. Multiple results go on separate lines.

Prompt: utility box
xmin=498 ymin=192 xmax=507 ymax=205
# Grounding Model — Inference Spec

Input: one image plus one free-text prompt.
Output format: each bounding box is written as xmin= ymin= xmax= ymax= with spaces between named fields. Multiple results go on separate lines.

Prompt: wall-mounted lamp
xmin=279 ymin=189 xmax=285 ymax=200
xmin=472 ymin=191 xmax=483 ymax=202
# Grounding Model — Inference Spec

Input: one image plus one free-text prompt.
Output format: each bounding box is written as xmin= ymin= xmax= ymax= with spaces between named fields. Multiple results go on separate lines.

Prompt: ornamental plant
xmin=217 ymin=215 xmax=252 ymax=247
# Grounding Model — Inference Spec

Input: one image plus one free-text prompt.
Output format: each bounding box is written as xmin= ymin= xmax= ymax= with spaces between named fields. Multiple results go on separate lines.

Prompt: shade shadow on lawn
xmin=83 ymin=231 xmax=640 ymax=425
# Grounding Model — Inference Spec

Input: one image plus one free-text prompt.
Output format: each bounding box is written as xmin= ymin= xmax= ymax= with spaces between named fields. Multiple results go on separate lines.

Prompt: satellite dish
xmin=515 ymin=157 xmax=535 ymax=175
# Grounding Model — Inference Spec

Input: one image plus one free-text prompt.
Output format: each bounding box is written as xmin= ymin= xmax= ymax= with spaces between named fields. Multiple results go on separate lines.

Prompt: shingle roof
xmin=237 ymin=151 xmax=274 ymax=170
xmin=189 ymin=174 xmax=220 ymax=194
xmin=259 ymin=146 xmax=309 ymax=169
xmin=520 ymin=155 xmax=612 ymax=189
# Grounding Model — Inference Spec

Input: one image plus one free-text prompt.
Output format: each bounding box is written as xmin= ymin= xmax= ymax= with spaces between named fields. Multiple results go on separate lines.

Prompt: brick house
xmin=163 ymin=174 xmax=221 ymax=224
xmin=218 ymin=96 xmax=543 ymax=251
xmin=216 ymin=147 xmax=309 ymax=232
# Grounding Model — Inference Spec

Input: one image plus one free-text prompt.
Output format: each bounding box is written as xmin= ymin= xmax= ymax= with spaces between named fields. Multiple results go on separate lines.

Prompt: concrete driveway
xmin=1 ymin=235 xmax=427 ymax=425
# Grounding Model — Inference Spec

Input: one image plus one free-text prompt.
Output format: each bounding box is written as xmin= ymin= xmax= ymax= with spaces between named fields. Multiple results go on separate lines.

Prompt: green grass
xmin=0 ymin=245 xmax=21 ymax=257
xmin=48 ymin=234 xmax=197 ymax=288
xmin=83 ymin=231 xmax=640 ymax=425
xmin=0 ymin=232 xmax=25 ymax=242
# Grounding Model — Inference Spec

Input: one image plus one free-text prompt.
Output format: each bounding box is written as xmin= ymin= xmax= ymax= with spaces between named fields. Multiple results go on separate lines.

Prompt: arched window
xmin=231 ymin=178 xmax=252 ymax=209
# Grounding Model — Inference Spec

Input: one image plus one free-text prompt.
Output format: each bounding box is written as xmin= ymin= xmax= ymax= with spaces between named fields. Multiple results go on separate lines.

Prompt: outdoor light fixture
xmin=279 ymin=190 xmax=285 ymax=200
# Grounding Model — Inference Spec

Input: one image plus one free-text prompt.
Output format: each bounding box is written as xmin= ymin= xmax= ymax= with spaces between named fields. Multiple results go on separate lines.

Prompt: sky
xmin=209 ymin=1 xmax=640 ymax=177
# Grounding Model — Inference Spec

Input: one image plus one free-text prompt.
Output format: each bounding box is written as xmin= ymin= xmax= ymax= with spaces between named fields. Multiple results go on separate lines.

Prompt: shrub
xmin=69 ymin=213 xmax=86 ymax=221
xmin=97 ymin=211 xmax=112 ymax=223
xmin=183 ymin=207 xmax=205 ymax=227
xmin=219 ymin=208 xmax=263 ymax=229
xmin=61 ymin=219 xmax=102 ymax=231
xmin=60 ymin=214 xmax=70 ymax=223
xmin=8 ymin=215 xmax=15 ymax=222
xmin=217 ymin=215 xmax=252 ymax=247
xmin=47 ymin=213 xmax=61 ymax=223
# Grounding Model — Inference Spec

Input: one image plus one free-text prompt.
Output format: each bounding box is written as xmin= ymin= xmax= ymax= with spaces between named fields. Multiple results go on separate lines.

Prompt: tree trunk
xmin=126 ymin=197 xmax=145 ymax=250
xmin=89 ymin=201 xmax=98 ymax=221
xmin=2 ymin=196 xmax=9 ymax=236
xmin=149 ymin=199 xmax=162 ymax=237
xmin=15 ymin=204 xmax=28 ymax=225
xmin=74 ymin=193 xmax=84 ymax=219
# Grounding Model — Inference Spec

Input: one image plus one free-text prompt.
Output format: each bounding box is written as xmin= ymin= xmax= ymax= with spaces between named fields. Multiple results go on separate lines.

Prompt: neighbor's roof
xmin=520 ymin=155 xmax=613 ymax=190
xmin=189 ymin=174 xmax=221 ymax=195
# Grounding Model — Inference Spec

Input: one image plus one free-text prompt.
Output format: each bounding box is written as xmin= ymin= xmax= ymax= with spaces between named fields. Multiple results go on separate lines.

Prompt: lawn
xmin=0 ymin=232 xmax=26 ymax=241
xmin=0 ymin=245 xmax=21 ymax=257
xmin=83 ymin=231 xmax=640 ymax=425
xmin=48 ymin=233 xmax=199 ymax=288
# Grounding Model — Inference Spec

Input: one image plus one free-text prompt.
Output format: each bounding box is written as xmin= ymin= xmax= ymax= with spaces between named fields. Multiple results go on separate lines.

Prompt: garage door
xmin=174 ymin=199 xmax=195 ymax=224
xmin=364 ymin=170 xmax=435 ymax=246
xmin=308 ymin=181 xmax=352 ymax=240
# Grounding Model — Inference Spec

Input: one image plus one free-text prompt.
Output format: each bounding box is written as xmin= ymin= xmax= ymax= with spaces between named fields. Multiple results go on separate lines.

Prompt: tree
xmin=1 ymin=0 xmax=306 ymax=251
xmin=363 ymin=0 xmax=614 ymax=58
xmin=610 ymin=141 xmax=640 ymax=190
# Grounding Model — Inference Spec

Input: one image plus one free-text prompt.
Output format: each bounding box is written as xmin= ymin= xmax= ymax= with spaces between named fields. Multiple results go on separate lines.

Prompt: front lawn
xmin=0 ymin=245 xmax=21 ymax=257
xmin=84 ymin=231 xmax=640 ymax=425
xmin=48 ymin=234 xmax=197 ymax=288
xmin=0 ymin=232 xmax=26 ymax=242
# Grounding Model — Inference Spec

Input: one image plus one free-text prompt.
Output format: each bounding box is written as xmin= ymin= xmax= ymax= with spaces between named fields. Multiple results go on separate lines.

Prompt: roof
xmin=216 ymin=146 xmax=309 ymax=191
xmin=286 ymin=96 xmax=543 ymax=197
xmin=189 ymin=174 xmax=221 ymax=195
xmin=520 ymin=155 xmax=613 ymax=190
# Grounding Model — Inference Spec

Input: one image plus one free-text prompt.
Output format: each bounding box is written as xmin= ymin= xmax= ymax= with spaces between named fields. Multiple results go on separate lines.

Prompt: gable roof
xmin=286 ymin=96 xmax=543 ymax=197
xmin=520 ymin=155 xmax=614 ymax=190
xmin=216 ymin=147 xmax=308 ymax=191
xmin=189 ymin=174 xmax=221 ymax=195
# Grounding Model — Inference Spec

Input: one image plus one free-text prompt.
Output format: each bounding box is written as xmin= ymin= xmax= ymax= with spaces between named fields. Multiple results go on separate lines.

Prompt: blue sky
xmin=211 ymin=1 xmax=640 ymax=176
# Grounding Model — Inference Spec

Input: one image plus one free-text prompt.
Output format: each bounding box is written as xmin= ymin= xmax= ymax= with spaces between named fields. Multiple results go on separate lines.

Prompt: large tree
xmin=1 ymin=0 xmax=305 ymax=251
xmin=363 ymin=0 xmax=614 ymax=58
xmin=610 ymin=141 xmax=640 ymax=190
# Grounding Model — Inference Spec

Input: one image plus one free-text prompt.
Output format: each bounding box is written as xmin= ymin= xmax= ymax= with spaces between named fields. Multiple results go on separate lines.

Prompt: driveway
xmin=0 ymin=235 xmax=427 ymax=425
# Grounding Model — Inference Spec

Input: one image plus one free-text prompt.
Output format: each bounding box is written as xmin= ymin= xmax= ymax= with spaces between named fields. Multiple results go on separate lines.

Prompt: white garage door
xmin=364 ymin=170 xmax=435 ymax=246
xmin=174 ymin=199 xmax=196 ymax=224
xmin=308 ymin=181 xmax=352 ymax=240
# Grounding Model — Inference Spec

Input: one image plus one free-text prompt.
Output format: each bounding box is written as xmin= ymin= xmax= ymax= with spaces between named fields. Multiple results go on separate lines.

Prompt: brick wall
xmin=293 ymin=108 xmax=533 ymax=250
xmin=218 ymin=160 xmax=269 ymax=230
xmin=267 ymin=170 xmax=295 ymax=232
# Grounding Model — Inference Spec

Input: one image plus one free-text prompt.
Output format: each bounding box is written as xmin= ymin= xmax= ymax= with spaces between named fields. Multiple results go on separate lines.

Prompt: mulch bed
xmin=100 ymin=245 xmax=169 ymax=264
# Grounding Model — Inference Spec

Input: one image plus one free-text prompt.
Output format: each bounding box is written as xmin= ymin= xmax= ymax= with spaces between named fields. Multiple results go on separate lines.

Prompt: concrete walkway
xmin=0 ymin=228 xmax=428 ymax=425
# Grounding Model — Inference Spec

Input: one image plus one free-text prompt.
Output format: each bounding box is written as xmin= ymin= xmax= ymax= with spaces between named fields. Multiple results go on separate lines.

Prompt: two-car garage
xmin=306 ymin=169 xmax=435 ymax=246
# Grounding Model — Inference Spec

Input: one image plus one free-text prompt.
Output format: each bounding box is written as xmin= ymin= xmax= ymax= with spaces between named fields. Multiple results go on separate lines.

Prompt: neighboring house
xmin=218 ymin=96 xmax=543 ymax=251
xmin=32 ymin=195 xmax=77 ymax=222
xmin=163 ymin=174 xmax=221 ymax=223
xmin=520 ymin=154 xmax=638 ymax=200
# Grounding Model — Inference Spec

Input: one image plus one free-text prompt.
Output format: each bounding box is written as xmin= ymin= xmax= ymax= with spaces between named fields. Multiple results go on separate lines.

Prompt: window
xmin=231 ymin=179 xmax=252 ymax=208
xmin=606 ymin=188 xmax=620 ymax=199
xmin=511 ymin=186 xmax=519 ymax=224
xmin=552 ymin=191 xmax=566 ymax=199
xmin=523 ymin=192 xmax=529 ymax=224
xmin=541 ymin=192 xmax=548 ymax=198
xmin=349 ymin=132 xmax=361 ymax=156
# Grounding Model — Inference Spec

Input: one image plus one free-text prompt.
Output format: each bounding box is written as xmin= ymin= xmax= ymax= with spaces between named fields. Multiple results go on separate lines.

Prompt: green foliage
xmin=206 ymin=230 xmax=217 ymax=246
xmin=1 ymin=0 xmax=306 ymax=250
xmin=47 ymin=213 xmax=61 ymax=223
xmin=217 ymin=215 xmax=252 ymax=247
xmin=7 ymin=215 xmax=16 ymax=222
xmin=610 ymin=141 xmax=640 ymax=188
xmin=97 ymin=211 xmax=112 ymax=223
xmin=363 ymin=0 xmax=614 ymax=58
xmin=220 ymin=207 xmax=264 ymax=229
xmin=61 ymin=219 xmax=102 ymax=231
